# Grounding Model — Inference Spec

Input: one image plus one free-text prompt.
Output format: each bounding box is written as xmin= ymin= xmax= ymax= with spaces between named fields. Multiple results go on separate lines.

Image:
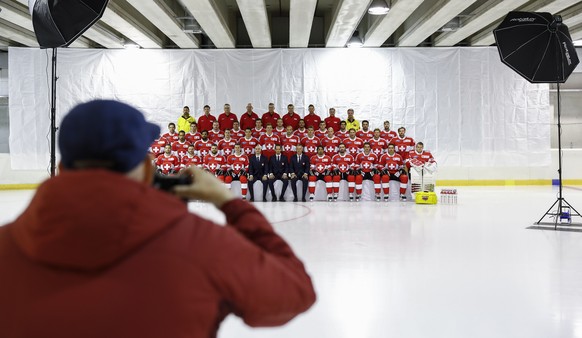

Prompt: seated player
xmin=355 ymin=142 xmax=381 ymax=201
xmin=331 ymin=143 xmax=356 ymax=201
xmin=309 ymin=145 xmax=333 ymax=201
xmin=156 ymin=144 xmax=180 ymax=175
xmin=267 ymin=145 xmax=290 ymax=201
xmin=225 ymin=144 xmax=250 ymax=200
xmin=203 ymin=144 xmax=227 ymax=182
xmin=180 ymin=144 xmax=203 ymax=171
xmin=149 ymin=136 xmax=167 ymax=158
xmin=379 ymin=143 xmax=408 ymax=201
xmin=407 ymin=142 xmax=437 ymax=193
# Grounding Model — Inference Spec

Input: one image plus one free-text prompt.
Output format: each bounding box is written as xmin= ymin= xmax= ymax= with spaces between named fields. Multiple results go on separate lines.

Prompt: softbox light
xmin=29 ymin=0 xmax=109 ymax=48
xmin=493 ymin=11 xmax=579 ymax=83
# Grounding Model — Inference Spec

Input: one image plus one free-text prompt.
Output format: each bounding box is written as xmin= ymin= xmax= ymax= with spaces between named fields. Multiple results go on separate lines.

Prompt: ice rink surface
xmin=2 ymin=186 xmax=582 ymax=338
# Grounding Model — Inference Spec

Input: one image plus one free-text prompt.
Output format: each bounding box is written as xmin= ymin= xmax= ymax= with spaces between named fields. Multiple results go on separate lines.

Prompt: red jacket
xmin=0 ymin=170 xmax=315 ymax=338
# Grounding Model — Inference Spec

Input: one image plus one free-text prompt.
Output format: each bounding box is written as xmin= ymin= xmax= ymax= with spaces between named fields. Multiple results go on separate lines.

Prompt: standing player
xmin=218 ymin=103 xmax=238 ymax=131
xmin=193 ymin=130 xmax=213 ymax=158
xmin=321 ymin=127 xmax=341 ymax=158
xmin=293 ymin=119 xmax=308 ymax=139
xmin=379 ymin=143 xmax=408 ymax=201
xmin=280 ymin=125 xmax=300 ymax=161
xmin=240 ymin=103 xmax=260 ymax=131
xmin=156 ymin=144 xmax=180 ymax=175
xmin=259 ymin=124 xmax=280 ymax=159
xmin=203 ymin=144 xmax=227 ymax=182
xmin=185 ymin=122 xmax=201 ymax=144
xmin=218 ymin=129 xmax=237 ymax=157
xmin=262 ymin=103 xmax=281 ymax=129
xmin=336 ymin=120 xmax=349 ymax=140
xmin=392 ymin=127 xmax=415 ymax=160
xmin=356 ymin=120 xmax=374 ymax=141
xmin=230 ymin=121 xmax=245 ymax=140
xmin=315 ymin=121 xmax=327 ymax=139
xmin=252 ymin=119 xmax=265 ymax=139
xmin=197 ymin=105 xmax=216 ymax=133
xmin=301 ymin=126 xmax=320 ymax=159
xmin=355 ymin=142 xmax=381 ymax=201
xmin=343 ymin=128 xmax=364 ymax=157
xmin=368 ymin=128 xmax=388 ymax=158
xmin=380 ymin=120 xmax=397 ymax=141
xmin=273 ymin=118 xmax=286 ymax=137
xmin=162 ymin=122 xmax=179 ymax=144
xmin=225 ymin=144 xmax=250 ymax=200
xmin=331 ymin=143 xmax=356 ymax=201
xmin=171 ymin=131 xmax=191 ymax=159
xmin=208 ymin=121 xmax=225 ymax=143
xmin=308 ymin=146 xmax=333 ymax=201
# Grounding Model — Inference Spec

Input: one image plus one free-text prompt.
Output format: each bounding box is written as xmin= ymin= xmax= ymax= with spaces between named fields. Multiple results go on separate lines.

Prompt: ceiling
xmin=1 ymin=0 xmax=582 ymax=51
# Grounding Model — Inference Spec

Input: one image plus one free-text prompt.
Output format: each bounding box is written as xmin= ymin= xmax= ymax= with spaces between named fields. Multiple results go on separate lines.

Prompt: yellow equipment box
xmin=415 ymin=191 xmax=438 ymax=205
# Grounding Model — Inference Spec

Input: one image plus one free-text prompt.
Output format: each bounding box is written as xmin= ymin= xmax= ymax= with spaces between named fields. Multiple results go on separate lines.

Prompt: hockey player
xmin=149 ymin=136 xmax=167 ymax=157
xmin=331 ymin=143 xmax=356 ymax=201
xmin=162 ymin=122 xmax=179 ymax=144
xmin=293 ymin=119 xmax=308 ymax=139
xmin=343 ymin=128 xmax=364 ymax=157
xmin=379 ymin=143 xmax=408 ymax=201
xmin=208 ymin=121 xmax=225 ymax=143
xmin=336 ymin=121 xmax=349 ymax=140
xmin=225 ymin=144 xmax=250 ymax=200
xmin=273 ymin=118 xmax=286 ymax=138
xmin=239 ymin=128 xmax=260 ymax=156
xmin=355 ymin=142 xmax=381 ymax=201
xmin=185 ymin=122 xmax=201 ymax=144
xmin=180 ymin=144 xmax=203 ymax=171
xmin=259 ymin=124 xmax=280 ymax=159
xmin=203 ymin=144 xmax=227 ymax=182
xmin=380 ymin=120 xmax=397 ymax=141
xmin=171 ymin=131 xmax=191 ymax=159
xmin=308 ymin=146 xmax=333 ymax=201
xmin=406 ymin=142 xmax=437 ymax=193
xmin=193 ymin=130 xmax=213 ymax=158
xmin=368 ymin=128 xmax=388 ymax=158
xmin=392 ymin=127 xmax=415 ymax=160
xmin=356 ymin=120 xmax=373 ymax=141
xmin=321 ymin=127 xmax=341 ymax=158
xmin=218 ymin=129 xmax=237 ymax=157
xmin=280 ymin=125 xmax=300 ymax=161
xmin=252 ymin=119 xmax=266 ymax=139
xmin=230 ymin=121 xmax=245 ymax=140
xmin=315 ymin=121 xmax=327 ymax=139
xmin=156 ymin=144 xmax=180 ymax=175
xmin=301 ymin=126 xmax=320 ymax=159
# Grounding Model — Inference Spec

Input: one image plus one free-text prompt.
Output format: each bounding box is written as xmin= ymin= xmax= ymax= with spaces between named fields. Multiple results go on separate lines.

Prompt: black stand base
xmin=535 ymin=197 xmax=582 ymax=229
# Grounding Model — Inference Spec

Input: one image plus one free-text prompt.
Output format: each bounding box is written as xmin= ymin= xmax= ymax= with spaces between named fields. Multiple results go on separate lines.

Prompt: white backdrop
xmin=8 ymin=47 xmax=550 ymax=170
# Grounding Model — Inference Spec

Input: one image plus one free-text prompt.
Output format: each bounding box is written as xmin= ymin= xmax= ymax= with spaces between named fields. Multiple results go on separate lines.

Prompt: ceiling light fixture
xmin=368 ymin=0 xmax=390 ymax=15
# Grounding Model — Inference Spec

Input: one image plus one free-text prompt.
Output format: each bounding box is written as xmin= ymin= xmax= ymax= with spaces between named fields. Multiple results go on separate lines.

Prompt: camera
xmin=152 ymin=173 xmax=192 ymax=193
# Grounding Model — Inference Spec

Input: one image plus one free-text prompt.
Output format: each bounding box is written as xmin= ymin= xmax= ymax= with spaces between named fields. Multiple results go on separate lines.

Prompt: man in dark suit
xmin=289 ymin=144 xmax=310 ymax=202
xmin=267 ymin=144 xmax=289 ymax=202
xmin=248 ymin=144 xmax=269 ymax=202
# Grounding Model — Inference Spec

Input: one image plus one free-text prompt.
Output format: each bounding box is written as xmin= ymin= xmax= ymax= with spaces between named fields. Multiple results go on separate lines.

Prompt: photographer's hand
xmin=174 ymin=166 xmax=235 ymax=208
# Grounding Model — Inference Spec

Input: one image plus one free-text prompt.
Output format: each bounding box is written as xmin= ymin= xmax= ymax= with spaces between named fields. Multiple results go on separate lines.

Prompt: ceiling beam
xmin=181 ymin=0 xmax=235 ymax=48
xmin=434 ymin=0 xmax=530 ymax=47
xmin=325 ymin=0 xmax=371 ymax=47
xmin=0 ymin=18 xmax=38 ymax=47
xmin=125 ymin=0 xmax=199 ymax=48
xmin=101 ymin=1 xmax=163 ymax=48
xmin=397 ymin=0 xmax=478 ymax=47
xmin=290 ymin=0 xmax=317 ymax=47
xmin=364 ymin=0 xmax=424 ymax=47
xmin=236 ymin=0 xmax=271 ymax=48
xmin=470 ymin=0 xmax=579 ymax=46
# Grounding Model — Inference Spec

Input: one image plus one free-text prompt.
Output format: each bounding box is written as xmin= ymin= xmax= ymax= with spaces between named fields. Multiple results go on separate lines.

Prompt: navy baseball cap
xmin=59 ymin=100 xmax=161 ymax=173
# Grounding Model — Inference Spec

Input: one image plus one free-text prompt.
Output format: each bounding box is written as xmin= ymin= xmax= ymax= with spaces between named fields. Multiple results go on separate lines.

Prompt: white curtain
xmin=8 ymin=47 xmax=550 ymax=169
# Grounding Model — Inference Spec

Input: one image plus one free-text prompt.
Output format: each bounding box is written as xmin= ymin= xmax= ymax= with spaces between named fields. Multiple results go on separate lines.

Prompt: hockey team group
xmin=150 ymin=103 xmax=437 ymax=202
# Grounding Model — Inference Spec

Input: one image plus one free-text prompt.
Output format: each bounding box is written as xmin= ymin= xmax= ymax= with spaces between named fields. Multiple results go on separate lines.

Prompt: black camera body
xmin=152 ymin=174 xmax=192 ymax=193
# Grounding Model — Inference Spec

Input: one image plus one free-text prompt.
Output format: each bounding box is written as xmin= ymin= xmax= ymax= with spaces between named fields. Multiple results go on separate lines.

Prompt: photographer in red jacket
xmin=0 ymin=100 xmax=316 ymax=338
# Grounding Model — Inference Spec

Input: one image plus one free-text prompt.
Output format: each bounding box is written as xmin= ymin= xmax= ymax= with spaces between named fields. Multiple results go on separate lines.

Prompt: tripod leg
xmin=536 ymin=198 xmax=559 ymax=224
